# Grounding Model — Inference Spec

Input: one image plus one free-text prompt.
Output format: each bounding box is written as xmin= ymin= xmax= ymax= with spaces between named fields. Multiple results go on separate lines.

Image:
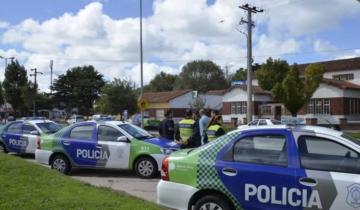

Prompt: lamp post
xmin=139 ymin=0 xmax=144 ymax=128
xmin=0 ymin=56 xmax=15 ymax=68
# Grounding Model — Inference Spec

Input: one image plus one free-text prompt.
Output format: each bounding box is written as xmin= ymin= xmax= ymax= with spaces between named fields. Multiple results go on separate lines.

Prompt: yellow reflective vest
xmin=179 ymin=118 xmax=195 ymax=143
xmin=206 ymin=124 xmax=221 ymax=141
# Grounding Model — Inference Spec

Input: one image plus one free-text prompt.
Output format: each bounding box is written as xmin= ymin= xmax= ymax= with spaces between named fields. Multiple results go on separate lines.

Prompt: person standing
xmin=186 ymin=110 xmax=202 ymax=148
xmin=206 ymin=115 xmax=225 ymax=141
xmin=176 ymin=109 xmax=195 ymax=145
xmin=158 ymin=110 xmax=175 ymax=140
xmin=199 ymin=109 xmax=210 ymax=145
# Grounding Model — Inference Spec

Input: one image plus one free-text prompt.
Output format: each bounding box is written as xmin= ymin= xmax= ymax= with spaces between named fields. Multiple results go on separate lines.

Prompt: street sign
xmin=138 ymin=98 xmax=148 ymax=111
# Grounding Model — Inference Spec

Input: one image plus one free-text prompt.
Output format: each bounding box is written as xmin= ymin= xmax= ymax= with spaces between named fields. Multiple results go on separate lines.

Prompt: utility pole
xmin=139 ymin=0 xmax=144 ymax=128
xmin=30 ymin=68 xmax=43 ymax=116
xmin=239 ymin=4 xmax=263 ymax=123
xmin=50 ymin=60 xmax=53 ymax=95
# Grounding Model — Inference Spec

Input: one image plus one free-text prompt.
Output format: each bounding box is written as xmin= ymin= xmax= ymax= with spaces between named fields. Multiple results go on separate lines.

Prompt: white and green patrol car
xmin=0 ymin=120 xmax=62 ymax=154
xmin=158 ymin=125 xmax=360 ymax=210
xmin=35 ymin=121 xmax=180 ymax=178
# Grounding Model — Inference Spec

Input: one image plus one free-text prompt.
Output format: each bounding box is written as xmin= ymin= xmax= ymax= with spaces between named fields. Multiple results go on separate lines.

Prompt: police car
xmin=0 ymin=120 xmax=62 ymax=154
xmin=157 ymin=125 xmax=360 ymax=210
xmin=35 ymin=121 xmax=180 ymax=178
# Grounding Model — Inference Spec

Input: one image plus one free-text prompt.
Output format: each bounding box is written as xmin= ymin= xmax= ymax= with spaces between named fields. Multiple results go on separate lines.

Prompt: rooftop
xmin=143 ymin=89 xmax=192 ymax=103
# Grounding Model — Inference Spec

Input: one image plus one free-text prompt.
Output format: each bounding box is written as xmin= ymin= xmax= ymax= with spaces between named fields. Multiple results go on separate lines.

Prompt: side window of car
xmin=233 ymin=135 xmax=288 ymax=166
xmin=6 ymin=123 xmax=23 ymax=134
xmin=258 ymin=120 xmax=267 ymax=126
xmin=23 ymin=124 xmax=37 ymax=135
xmin=298 ymin=136 xmax=360 ymax=174
xmin=248 ymin=120 xmax=258 ymax=126
xmin=98 ymin=125 xmax=123 ymax=142
xmin=69 ymin=125 xmax=94 ymax=141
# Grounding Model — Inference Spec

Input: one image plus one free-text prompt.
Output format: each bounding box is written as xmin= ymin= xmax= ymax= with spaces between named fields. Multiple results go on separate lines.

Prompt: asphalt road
xmin=19 ymin=154 xmax=159 ymax=203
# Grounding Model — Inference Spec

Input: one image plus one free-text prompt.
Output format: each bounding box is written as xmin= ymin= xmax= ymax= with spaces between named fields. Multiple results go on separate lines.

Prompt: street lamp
xmin=0 ymin=56 xmax=15 ymax=68
xmin=139 ymin=0 xmax=144 ymax=128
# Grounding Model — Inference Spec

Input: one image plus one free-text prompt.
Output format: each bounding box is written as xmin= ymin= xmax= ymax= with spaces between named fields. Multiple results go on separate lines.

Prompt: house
xmin=222 ymin=57 xmax=360 ymax=129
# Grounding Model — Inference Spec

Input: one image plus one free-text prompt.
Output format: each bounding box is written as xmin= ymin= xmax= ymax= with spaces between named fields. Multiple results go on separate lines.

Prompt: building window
xmin=231 ymin=102 xmax=247 ymax=114
xmin=349 ymin=98 xmax=360 ymax=114
xmin=156 ymin=109 xmax=165 ymax=119
xmin=261 ymin=105 xmax=272 ymax=115
xmin=333 ymin=73 xmax=354 ymax=81
xmin=307 ymin=99 xmax=330 ymax=114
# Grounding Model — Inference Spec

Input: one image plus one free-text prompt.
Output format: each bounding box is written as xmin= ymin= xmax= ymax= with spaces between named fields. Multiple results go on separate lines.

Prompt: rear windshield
xmin=342 ymin=134 xmax=360 ymax=146
xmin=118 ymin=124 xmax=152 ymax=140
xmin=36 ymin=122 xmax=62 ymax=134
xmin=271 ymin=120 xmax=282 ymax=125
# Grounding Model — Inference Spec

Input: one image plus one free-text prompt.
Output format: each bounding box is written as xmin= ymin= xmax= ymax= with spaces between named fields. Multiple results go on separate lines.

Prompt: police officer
xmin=176 ymin=109 xmax=195 ymax=146
xmin=206 ymin=115 xmax=225 ymax=141
xmin=158 ymin=110 xmax=175 ymax=140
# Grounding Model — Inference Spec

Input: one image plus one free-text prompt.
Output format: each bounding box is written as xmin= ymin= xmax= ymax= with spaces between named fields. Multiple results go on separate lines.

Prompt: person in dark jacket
xmin=158 ymin=110 xmax=175 ymax=140
xmin=185 ymin=110 xmax=202 ymax=148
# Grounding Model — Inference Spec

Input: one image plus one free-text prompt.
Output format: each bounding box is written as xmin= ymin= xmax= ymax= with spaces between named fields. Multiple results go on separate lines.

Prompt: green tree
xmin=256 ymin=58 xmax=325 ymax=116
xmin=95 ymin=79 xmax=137 ymax=115
xmin=231 ymin=68 xmax=247 ymax=81
xmin=0 ymin=82 xmax=5 ymax=107
xmin=144 ymin=72 xmax=177 ymax=92
xmin=3 ymin=60 xmax=28 ymax=115
xmin=21 ymin=81 xmax=37 ymax=115
xmin=175 ymin=60 xmax=228 ymax=92
xmin=52 ymin=65 xmax=105 ymax=115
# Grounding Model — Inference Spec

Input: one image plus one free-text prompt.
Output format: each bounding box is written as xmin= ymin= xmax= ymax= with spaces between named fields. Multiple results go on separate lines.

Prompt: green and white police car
xmin=157 ymin=125 xmax=360 ymax=210
xmin=35 ymin=121 xmax=180 ymax=178
xmin=0 ymin=120 xmax=62 ymax=154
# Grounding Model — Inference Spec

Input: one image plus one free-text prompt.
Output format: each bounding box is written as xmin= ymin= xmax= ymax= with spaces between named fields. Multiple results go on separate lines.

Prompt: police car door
xmin=96 ymin=125 xmax=130 ymax=169
xmin=218 ymin=129 xmax=299 ymax=210
xmin=2 ymin=122 xmax=26 ymax=153
xmin=63 ymin=123 xmax=98 ymax=167
xmin=22 ymin=123 xmax=40 ymax=154
xmin=296 ymin=134 xmax=360 ymax=210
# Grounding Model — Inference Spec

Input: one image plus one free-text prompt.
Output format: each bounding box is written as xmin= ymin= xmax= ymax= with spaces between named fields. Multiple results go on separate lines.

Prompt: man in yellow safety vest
xmin=206 ymin=115 xmax=225 ymax=141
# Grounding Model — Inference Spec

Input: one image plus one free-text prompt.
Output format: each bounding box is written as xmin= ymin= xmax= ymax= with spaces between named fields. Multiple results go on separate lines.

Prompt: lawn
xmin=0 ymin=154 xmax=163 ymax=210
xmin=349 ymin=132 xmax=360 ymax=139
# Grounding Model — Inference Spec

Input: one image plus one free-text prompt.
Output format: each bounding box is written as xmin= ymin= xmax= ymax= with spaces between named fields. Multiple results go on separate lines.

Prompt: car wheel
xmin=51 ymin=154 xmax=71 ymax=174
xmin=135 ymin=157 xmax=157 ymax=179
xmin=0 ymin=143 xmax=8 ymax=153
xmin=194 ymin=195 xmax=232 ymax=210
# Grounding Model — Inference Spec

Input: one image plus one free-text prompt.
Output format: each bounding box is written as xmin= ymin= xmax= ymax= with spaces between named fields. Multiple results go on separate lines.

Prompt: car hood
xmin=144 ymin=137 xmax=180 ymax=149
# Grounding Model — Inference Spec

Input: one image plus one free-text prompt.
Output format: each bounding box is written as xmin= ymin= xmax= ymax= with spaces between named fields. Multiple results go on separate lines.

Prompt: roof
xmin=206 ymin=89 xmax=227 ymax=96
xmin=298 ymin=57 xmax=360 ymax=73
xmin=322 ymin=78 xmax=360 ymax=90
xmin=226 ymin=85 xmax=271 ymax=95
xmin=143 ymin=89 xmax=192 ymax=103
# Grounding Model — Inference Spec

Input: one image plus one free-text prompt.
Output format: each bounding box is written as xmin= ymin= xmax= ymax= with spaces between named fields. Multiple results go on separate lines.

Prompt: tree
xmin=175 ymin=60 xmax=228 ymax=92
xmin=95 ymin=79 xmax=138 ymax=115
xmin=0 ymin=82 xmax=5 ymax=107
xmin=52 ymin=65 xmax=105 ymax=115
xmin=3 ymin=60 xmax=28 ymax=115
xmin=256 ymin=58 xmax=325 ymax=116
xmin=21 ymin=81 xmax=37 ymax=115
xmin=230 ymin=68 xmax=247 ymax=81
xmin=144 ymin=72 xmax=177 ymax=92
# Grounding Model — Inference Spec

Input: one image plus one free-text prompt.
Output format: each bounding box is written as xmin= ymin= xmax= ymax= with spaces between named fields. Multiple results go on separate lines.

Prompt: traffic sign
xmin=138 ymin=98 xmax=148 ymax=111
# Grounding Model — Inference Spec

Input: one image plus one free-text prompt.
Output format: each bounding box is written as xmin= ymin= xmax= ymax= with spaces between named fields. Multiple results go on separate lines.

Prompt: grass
xmin=0 ymin=154 xmax=163 ymax=210
xmin=349 ymin=132 xmax=360 ymax=139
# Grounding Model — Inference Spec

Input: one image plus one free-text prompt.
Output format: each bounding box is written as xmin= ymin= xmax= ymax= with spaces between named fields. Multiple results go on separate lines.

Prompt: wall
xmin=324 ymin=69 xmax=360 ymax=86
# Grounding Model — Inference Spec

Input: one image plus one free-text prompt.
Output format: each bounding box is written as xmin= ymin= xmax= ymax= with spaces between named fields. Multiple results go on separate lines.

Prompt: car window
xmin=98 ymin=125 xmax=123 ymax=142
xmin=233 ymin=135 xmax=287 ymax=166
xmin=36 ymin=122 xmax=62 ymax=134
xmin=271 ymin=120 xmax=282 ymax=125
xmin=6 ymin=122 xmax=23 ymax=134
xmin=298 ymin=136 xmax=360 ymax=174
xmin=69 ymin=125 xmax=94 ymax=140
xmin=248 ymin=120 xmax=258 ymax=126
xmin=258 ymin=120 xmax=267 ymax=126
xmin=118 ymin=124 xmax=152 ymax=140
xmin=23 ymin=124 xmax=37 ymax=135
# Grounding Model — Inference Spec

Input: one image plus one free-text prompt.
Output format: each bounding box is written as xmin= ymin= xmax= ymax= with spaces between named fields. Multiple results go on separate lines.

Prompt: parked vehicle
xmin=67 ymin=115 xmax=85 ymax=124
xmin=157 ymin=125 xmax=360 ymax=210
xmin=0 ymin=120 xmax=62 ymax=154
xmin=237 ymin=119 xmax=282 ymax=129
xmin=36 ymin=121 xmax=180 ymax=178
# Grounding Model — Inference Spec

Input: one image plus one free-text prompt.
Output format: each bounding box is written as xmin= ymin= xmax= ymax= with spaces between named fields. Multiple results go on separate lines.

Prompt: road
xmin=21 ymin=155 xmax=159 ymax=203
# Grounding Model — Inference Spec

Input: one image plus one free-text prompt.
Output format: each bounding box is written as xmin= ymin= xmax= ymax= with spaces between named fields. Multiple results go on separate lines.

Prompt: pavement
xmin=20 ymin=154 xmax=159 ymax=203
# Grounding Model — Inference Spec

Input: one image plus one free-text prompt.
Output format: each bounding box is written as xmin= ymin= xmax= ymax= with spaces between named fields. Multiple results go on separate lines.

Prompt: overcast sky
xmin=0 ymin=0 xmax=360 ymax=91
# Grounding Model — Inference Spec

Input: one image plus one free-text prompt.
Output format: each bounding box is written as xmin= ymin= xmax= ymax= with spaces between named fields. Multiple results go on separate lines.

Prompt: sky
xmin=0 ymin=0 xmax=360 ymax=91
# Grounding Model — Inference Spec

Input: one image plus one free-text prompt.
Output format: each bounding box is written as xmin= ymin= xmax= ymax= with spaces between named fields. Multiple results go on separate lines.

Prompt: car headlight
xmin=160 ymin=148 xmax=173 ymax=155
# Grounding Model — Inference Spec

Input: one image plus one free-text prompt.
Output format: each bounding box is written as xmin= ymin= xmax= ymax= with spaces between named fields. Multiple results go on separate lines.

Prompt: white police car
xmin=0 ymin=120 xmax=62 ymax=154
xmin=157 ymin=125 xmax=360 ymax=210
xmin=35 ymin=121 xmax=180 ymax=178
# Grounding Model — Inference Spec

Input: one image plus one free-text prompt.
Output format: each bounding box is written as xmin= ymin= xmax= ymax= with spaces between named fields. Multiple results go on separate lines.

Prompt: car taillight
xmin=161 ymin=157 xmax=169 ymax=181
xmin=36 ymin=137 xmax=41 ymax=149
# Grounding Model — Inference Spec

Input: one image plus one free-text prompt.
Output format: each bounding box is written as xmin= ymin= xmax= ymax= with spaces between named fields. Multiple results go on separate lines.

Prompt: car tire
xmin=51 ymin=154 xmax=71 ymax=174
xmin=194 ymin=195 xmax=232 ymax=210
xmin=134 ymin=157 xmax=158 ymax=179
xmin=0 ymin=143 xmax=8 ymax=153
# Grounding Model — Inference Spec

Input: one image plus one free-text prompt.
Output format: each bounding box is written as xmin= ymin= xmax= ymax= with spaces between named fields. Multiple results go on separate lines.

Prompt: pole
xmin=50 ymin=60 xmax=53 ymax=95
xmin=239 ymin=4 xmax=263 ymax=123
xmin=30 ymin=68 xmax=43 ymax=116
xmin=140 ymin=0 xmax=144 ymax=128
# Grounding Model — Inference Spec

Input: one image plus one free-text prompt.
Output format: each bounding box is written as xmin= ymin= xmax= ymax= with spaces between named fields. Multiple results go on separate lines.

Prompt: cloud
xmin=313 ymin=39 xmax=337 ymax=53
xmin=0 ymin=21 xmax=9 ymax=29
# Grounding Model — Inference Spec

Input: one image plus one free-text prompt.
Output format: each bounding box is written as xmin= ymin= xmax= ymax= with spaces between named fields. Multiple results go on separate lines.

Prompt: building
xmin=222 ymin=57 xmax=360 ymax=129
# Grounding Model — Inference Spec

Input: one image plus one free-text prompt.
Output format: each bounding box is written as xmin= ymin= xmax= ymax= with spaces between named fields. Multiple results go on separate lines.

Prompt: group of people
xmin=158 ymin=109 xmax=225 ymax=148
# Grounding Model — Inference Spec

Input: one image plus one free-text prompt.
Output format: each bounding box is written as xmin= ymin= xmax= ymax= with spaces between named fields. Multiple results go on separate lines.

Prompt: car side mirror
xmin=117 ymin=136 xmax=129 ymax=143
xmin=30 ymin=130 xmax=40 ymax=135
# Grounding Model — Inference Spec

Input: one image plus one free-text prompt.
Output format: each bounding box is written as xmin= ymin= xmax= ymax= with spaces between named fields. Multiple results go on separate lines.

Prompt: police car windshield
xmin=342 ymin=134 xmax=360 ymax=146
xmin=118 ymin=124 xmax=152 ymax=139
xmin=36 ymin=122 xmax=62 ymax=134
